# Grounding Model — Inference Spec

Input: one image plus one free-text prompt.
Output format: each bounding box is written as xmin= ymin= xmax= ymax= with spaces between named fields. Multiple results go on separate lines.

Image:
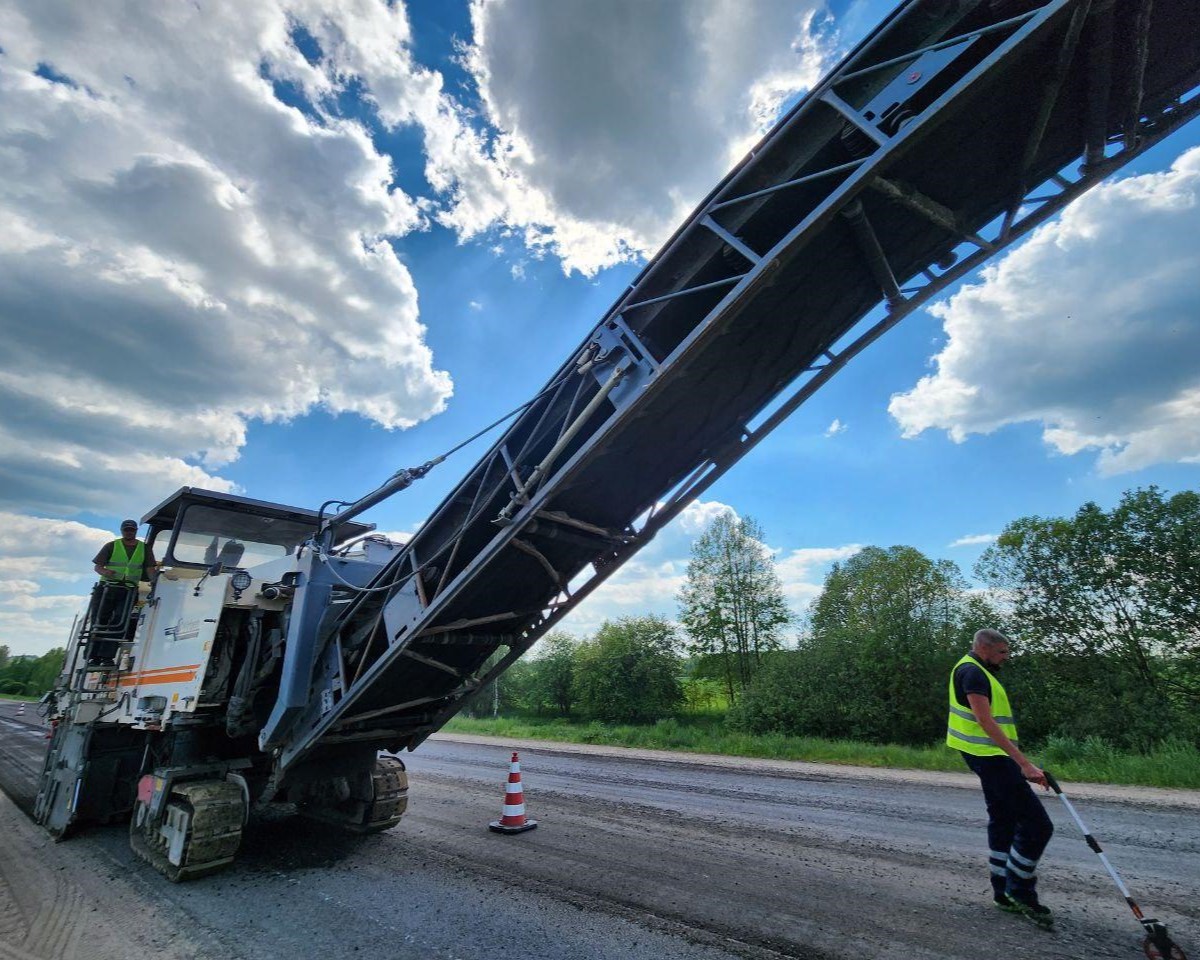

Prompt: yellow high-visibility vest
xmin=104 ymin=539 xmax=145 ymax=585
xmin=946 ymin=653 xmax=1019 ymax=756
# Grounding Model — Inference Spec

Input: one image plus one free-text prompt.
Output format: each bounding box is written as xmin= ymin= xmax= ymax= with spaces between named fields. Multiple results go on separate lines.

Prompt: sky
xmin=2 ymin=0 xmax=1199 ymax=657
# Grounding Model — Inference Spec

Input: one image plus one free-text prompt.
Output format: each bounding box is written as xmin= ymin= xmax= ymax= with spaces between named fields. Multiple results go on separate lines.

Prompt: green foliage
xmin=526 ymin=631 xmax=579 ymax=716
xmin=0 ymin=648 xmax=65 ymax=697
xmin=725 ymin=649 xmax=816 ymax=735
xmin=977 ymin=486 xmax=1200 ymax=748
xmin=459 ymin=484 xmax=1200 ymax=776
xmin=463 ymin=656 xmax=535 ymax=718
xmin=574 ymin=616 xmax=684 ymax=723
xmin=497 ymin=659 xmax=536 ymax=712
xmin=678 ymin=512 xmax=791 ymax=703
xmin=680 ymin=676 xmax=728 ymax=715
xmin=730 ymin=546 xmax=996 ymax=744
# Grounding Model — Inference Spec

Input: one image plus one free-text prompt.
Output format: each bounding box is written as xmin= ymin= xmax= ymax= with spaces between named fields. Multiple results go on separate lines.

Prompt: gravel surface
xmin=1 ymin=700 xmax=1197 ymax=960
xmin=401 ymin=737 xmax=1200 ymax=959
xmin=0 ymin=701 xmax=50 ymax=814
xmin=0 ymin=703 xmax=742 ymax=960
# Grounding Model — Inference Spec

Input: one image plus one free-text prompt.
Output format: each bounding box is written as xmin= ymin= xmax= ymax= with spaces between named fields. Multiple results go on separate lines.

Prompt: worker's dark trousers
xmin=962 ymin=753 xmax=1054 ymax=897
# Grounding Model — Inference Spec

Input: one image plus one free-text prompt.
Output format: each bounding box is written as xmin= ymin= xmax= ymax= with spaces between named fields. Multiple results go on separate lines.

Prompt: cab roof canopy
xmin=141 ymin=487 xmax=375 ymax=547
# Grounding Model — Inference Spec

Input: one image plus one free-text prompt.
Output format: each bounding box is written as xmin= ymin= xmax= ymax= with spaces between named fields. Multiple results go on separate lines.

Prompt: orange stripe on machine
xmin=116 ymin=664 xmax=201 ymax=687
xmin=117 ymin=671 xmax=198 ymax=687
xmin=132 ymin=663 xmax=201 ymax=677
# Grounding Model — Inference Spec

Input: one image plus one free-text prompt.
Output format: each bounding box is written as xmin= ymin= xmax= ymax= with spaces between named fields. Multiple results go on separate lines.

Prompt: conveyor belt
xmin=276 ymin=0 xmax=1200 ymax=776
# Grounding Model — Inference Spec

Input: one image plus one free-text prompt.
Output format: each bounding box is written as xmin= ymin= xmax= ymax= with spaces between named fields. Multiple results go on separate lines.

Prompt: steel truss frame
xmin=275 ymin=0 xmax=1200 ymax=773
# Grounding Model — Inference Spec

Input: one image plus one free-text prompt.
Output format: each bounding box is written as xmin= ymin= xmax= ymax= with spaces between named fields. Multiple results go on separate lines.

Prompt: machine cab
xmin=143 ymin=486 xmax=373 ymax=579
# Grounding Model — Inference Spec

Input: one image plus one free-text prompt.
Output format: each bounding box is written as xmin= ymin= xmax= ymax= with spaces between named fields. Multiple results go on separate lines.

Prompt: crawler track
xmin=129 ymin=780 xmax=244 ymax=882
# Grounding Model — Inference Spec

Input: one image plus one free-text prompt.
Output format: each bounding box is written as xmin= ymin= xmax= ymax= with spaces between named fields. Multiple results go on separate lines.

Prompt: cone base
xmin=489 ymin=819 xmax=538 ymax=834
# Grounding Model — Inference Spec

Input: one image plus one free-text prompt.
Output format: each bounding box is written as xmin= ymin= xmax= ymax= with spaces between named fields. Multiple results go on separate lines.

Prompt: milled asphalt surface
xmin=1 ymin=699 xmax=1197 ymax=960
xmin=420 ymin=733 xmax=1200 ymax=874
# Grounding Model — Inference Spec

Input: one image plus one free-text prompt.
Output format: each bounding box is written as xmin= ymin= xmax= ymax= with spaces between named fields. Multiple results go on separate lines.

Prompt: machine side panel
xmin=35 ymin=723 xmax=145 ymax=837
xmin=119 ymin=576 xmax=226 ymax=718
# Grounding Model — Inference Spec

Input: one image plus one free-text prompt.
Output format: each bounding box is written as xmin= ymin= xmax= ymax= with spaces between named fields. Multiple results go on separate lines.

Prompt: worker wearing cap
xmin=948 ymin=628 xmax=1054 ymax=927
xmin=93 ymin=519 xmax=158 ymax=585
xmin=87 ymin=520 xmax=158 ymax=664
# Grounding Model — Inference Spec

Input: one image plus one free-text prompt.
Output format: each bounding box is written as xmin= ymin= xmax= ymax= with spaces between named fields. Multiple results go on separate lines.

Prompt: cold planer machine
xmin=36 ymin=0 xmax=1200 ymax=879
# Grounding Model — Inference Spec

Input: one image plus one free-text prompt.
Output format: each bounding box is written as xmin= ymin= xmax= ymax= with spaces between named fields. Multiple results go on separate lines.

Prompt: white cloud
xmin=774 ymin=544 xmax=862 ymax=606
xmin=0 ymin=513 xmax=113 ymax=655
xmin=0 ymin=513 xmax=114 ymax=580
xmin=0 ymin=0 xmax=842 ymax=520
xmin=675 ymin=498 xmax=738 ymax=535
xmin=440 ymin=0 xmax=834 ymax=275
xmin=4 ymin=593 xmax=87 ymax=613
xmin=0 ymin=0 xmax=845 ymax=653
xmin=949 ymin=533 xmax=998 ymax=548
xmin=559 ymin=498 xmax=857 ymax=637
xmin=375 ymin=529 xmax=416 ymax=545
xmin=890 ymin=147 xmax=1200 ymax=476
xmin=825 ymin=418 xmax=846 ymax=437
xmin=0 ymin=1 xmax=453 ymax=518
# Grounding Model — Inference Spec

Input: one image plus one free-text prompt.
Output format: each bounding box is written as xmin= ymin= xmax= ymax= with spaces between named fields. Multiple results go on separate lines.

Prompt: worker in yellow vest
xmin=948 ymin=629 xmax=1054 ymax=927
xmin=87 ymin=519 xmax=158 ymax=664
xmin=93 ymin=519 xmax=157 ymax=584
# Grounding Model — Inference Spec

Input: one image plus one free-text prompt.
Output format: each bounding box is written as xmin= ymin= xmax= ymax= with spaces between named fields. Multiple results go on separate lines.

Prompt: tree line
xmin=7 ymin=486 xmax=1196 ymax=751
xmin=485 ymin=486 xmax=1200 ymax=751
xmin=0 ymin=646 xmax=65 ymax=698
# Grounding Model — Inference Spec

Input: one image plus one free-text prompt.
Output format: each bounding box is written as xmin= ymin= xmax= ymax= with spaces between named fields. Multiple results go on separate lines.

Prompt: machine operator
xmin=87 ymin=519 xmax=158 ymax=664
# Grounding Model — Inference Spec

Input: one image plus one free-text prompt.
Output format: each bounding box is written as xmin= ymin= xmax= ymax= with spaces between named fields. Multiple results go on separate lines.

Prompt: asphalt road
xmin=1 ymin=700 xmax=1197 ymax=960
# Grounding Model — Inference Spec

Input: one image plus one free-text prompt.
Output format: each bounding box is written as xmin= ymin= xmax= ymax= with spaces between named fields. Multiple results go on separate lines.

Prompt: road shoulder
xmin=0 ymin=792 xmax=219 ymax=960
xmin=429 ymin=732 xmax=1200 ymax=809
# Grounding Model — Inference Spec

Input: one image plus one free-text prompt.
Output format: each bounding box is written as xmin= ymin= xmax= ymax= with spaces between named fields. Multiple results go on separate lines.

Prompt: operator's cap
xmin=120 ymin=519 xmax=138 ymax=531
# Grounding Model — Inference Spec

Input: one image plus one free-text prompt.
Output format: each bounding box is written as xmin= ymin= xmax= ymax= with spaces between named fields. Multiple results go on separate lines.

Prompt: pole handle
xmin=1043 ymin=769 xmax=1063 ymax=794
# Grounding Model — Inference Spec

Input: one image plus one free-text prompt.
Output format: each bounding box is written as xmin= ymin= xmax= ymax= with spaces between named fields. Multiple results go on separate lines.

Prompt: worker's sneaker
xmin=994 ymin=892 xmax=1020 ymax=912
xmin=1005 ymin=891 xmax=1053 ymax=928
xmin=992 ymin=877 xmax=1018 ymax=912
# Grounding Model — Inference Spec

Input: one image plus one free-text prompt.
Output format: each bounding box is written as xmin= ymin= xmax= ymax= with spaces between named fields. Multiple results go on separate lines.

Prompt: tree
xmin=731 ymin=546 xmax=994 ymax=744
xmin=0 ymin=648 xmax=65 ymax=697
xmin=574 ymin=617 xmax=683 ymax=723
xmin=528 ymin=631 xmax=578 ymax=716
xmin=464 ymin=654 xmax=534 ymax=718
xmin=678 ymin=512 xmax=791 ymax=704
xmin=29 ymin=648 xmax=65 ymax=694
xmin=976 ymin=486 xmax=1200 ymax=746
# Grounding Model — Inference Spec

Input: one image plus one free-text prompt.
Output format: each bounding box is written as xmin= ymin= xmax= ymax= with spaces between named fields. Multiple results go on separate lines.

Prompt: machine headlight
xmin=230 ymin=570 xmax=253 ymax=592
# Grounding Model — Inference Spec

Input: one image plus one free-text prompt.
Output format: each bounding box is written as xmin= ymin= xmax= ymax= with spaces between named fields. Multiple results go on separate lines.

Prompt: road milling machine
xmin=35 ymin=0 xmax=1200 ymax=879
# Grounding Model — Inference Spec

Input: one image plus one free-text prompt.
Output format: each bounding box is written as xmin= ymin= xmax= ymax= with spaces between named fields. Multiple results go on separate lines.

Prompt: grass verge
xmin=443 ymin=715 xmax=1200 ymax=789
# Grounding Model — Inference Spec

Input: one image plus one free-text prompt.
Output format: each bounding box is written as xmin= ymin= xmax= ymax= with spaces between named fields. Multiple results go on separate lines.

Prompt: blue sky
xmin=2 ymin=0 xmax=1199 ymax=655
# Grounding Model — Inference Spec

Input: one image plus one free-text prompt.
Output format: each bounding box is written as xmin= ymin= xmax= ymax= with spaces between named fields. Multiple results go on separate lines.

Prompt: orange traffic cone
xmin=488 ymin=751 xmax=538 ymax=834
xmin=16 ymin=702 xmax=25 ymax=718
